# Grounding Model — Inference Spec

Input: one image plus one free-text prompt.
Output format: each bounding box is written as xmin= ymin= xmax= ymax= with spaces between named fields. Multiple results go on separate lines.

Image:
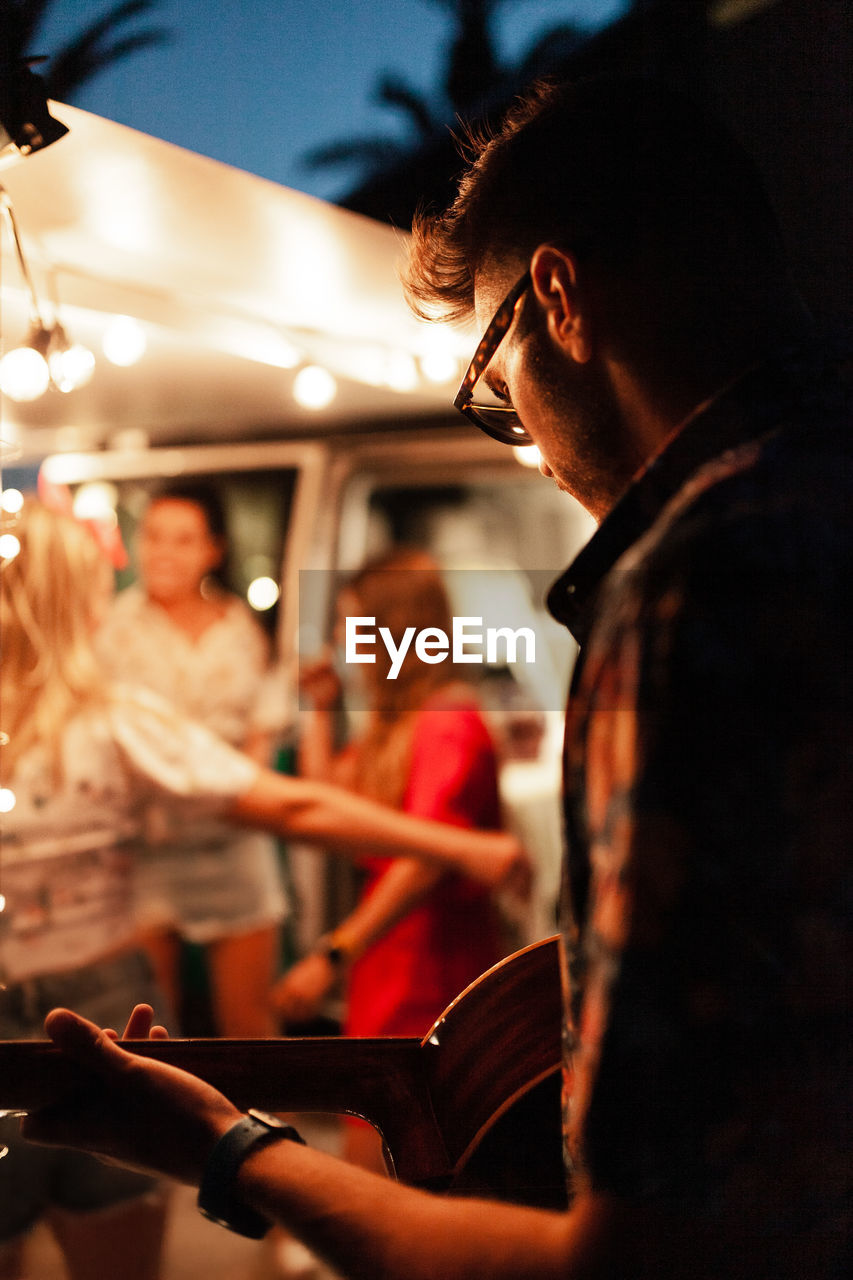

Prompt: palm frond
xmin=305 ymin=0 xmax=623 ymax=209
xmin=516 ymin=24 xmax=587 ymax=82
xmin=301 ymin=136 xmax=410 ymax=174
xmin=8 ymin=1 xmax=56 ymax=53
xmin=47 ymin=28 xmax=172 ymax=100
xmin=63 ymin=0 xmax=166 ymax=49
xmin=374 ymin=75 xmax=437 ymax=139
xmin=420 ymin=0 xmax=503 ymax=16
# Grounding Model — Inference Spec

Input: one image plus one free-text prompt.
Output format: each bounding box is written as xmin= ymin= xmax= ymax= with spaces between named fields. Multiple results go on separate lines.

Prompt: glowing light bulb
xmin=102 ymin=316 xmax=146 ymax=366
xmin=420 ymin=350 xmax=458 ymax=384
xmin=49 ymin=342 xmax=96 ymax=392
xmin=293 ymin=365 xmax=337 ymax=410
xmin=0 ymin=788 xmax=16 ymax=814
xmin=0 ymin=346 xmax=50 ymax=401
xmin=1 ymin=488 xmax=24 ymax=514
xmin=247 ymin=576 xmax=280 ymax=611
xmin=513 ymin=444 xmax=542 ymax=468
xmin=72 ymin=482 xmax=119 ymax=523
xmin=0 ymin=533 xmax=21 ymax=560
xmin=385 ymin=351 xmax=418 ymax=392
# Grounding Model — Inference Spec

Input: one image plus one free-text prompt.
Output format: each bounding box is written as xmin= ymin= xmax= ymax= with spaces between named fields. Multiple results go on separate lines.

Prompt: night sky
xmin=32 ymin=0 xmax=629 ymax=201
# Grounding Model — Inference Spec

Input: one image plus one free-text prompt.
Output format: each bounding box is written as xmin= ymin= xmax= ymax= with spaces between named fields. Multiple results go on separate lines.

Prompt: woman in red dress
xmin=272 ymin=549 xmax=506 ymax=1170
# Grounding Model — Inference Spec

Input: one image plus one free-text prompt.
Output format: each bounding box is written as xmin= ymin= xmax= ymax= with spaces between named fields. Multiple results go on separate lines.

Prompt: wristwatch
xmin=198 ymin=1109 xmax=305 ymax=1238
xmin=315 ymin=932 xmax=350 ymax=971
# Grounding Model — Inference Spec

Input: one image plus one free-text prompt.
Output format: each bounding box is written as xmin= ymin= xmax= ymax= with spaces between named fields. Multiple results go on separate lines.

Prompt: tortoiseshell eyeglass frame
xmin=453 ymin=269 xmax=533 ymax=446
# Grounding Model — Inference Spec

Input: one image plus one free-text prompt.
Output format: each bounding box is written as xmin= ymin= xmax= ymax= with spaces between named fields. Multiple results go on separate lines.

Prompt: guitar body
xmin=0 ymin=936 xmax=567 ymax=1206
xmin=449 ymin=1072 xmax=566 ymax=1208
xmin=418 ymin=933 xmax=567 ymax=1206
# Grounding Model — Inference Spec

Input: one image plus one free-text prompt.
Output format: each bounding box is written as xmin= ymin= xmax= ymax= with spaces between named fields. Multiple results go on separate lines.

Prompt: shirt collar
xmin=546 ymin=352 xmax=831 ymax=644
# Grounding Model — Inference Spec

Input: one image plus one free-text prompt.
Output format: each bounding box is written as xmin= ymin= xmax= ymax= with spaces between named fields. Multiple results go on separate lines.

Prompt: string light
xmin=0 ymin=190 xmax=95 ymax=401
xmin=0 ymin=336 xmax=50 ymax=400
xmin=247 ymin=576 xmax=280 ymax=611
xmin=384 ymin=351 xmax=418 ymax=393
xmin=293 ymin=364 xmax=337 ymax=410
xmin=0 ymin=488 xmax=24 ymax=514
xmin=102 ymin=315 xmax=147 ymax=366
xmin=513 ymin=444 xmax=542 ymax=468
xmin=420 ymin=349 xmax=458 ymax=384
xmin=49 ymin=337 xmax=96 ymax=392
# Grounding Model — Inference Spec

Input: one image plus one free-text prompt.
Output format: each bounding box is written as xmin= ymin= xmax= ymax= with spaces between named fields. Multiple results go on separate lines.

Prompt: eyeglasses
xmin=453 ymin=269 xmax=533 ymax=446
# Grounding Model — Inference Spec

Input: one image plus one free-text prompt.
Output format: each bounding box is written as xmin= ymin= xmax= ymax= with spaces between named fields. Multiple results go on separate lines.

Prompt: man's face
xmin=472 ymin=263 xmax=637 ymax=521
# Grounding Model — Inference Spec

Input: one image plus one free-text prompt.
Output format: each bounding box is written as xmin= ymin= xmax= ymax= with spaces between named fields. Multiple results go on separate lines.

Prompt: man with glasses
xmin=21 ymin=78 xmax=850 ymax=1279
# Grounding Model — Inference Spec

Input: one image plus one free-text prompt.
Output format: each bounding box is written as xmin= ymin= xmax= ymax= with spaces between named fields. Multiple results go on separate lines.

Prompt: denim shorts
xmin=0 ymin=948 xmax=165 ymax=1241
xmin=134 ymin=832 xmax=288 ymax=943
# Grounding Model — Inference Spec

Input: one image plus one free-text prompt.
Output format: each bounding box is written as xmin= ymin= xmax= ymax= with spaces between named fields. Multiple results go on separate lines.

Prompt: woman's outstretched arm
xmin=226 ymin=769 xmax=530 ymax=896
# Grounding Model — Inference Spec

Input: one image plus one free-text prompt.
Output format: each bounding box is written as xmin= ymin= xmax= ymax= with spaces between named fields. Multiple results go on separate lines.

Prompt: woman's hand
xmin=299 ymin=650 xmax=343 ymax=713
xmin=500 ymin=834 xmax=534 ymax=900
xmin=457 ymin=832 xmax=534 ymax=900
xmin=20 ymin=1004 xmax=241 ymax=1186
xmin=270 ymin=955 xmax=338 ymax=1026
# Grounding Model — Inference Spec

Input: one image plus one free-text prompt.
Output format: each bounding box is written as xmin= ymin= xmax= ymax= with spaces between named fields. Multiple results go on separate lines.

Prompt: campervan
xmin=0 ymin=103 xmax=593 ymax=969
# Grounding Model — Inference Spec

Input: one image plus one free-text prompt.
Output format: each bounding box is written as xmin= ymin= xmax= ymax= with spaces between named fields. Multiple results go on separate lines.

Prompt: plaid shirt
xmin=548 ymin=351 xmax=851 ymax=1259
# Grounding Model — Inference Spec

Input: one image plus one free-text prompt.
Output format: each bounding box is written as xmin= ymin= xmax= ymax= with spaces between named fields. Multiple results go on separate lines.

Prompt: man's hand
xmin=20 ymin=1004 xmax=241 ymax=1187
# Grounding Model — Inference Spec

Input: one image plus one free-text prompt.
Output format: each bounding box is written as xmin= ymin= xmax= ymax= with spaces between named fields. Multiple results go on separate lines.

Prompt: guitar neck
xmin=0 ymin=1034 xmax=451 ymax=1186
xmin=0 ymin=936 xmax=563 ymax=1192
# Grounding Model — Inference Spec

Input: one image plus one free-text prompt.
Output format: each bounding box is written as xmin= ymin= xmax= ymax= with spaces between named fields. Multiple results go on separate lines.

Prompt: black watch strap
xmin=198 ymin=1110 xmax=305 ymax=1238
xmin=316 ymin=933 xmax=349 ymax=970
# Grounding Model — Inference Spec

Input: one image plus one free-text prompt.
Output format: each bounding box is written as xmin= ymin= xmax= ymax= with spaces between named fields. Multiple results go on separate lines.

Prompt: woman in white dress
xmin=97 ymin=483 xmax=287 ymax=1037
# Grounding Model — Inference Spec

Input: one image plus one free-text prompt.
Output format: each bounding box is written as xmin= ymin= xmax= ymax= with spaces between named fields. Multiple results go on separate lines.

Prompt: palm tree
xmin=301 ymin=0 xmax=585 ymax=184
xmin=4 ymin=0 xmax=171 ymax=102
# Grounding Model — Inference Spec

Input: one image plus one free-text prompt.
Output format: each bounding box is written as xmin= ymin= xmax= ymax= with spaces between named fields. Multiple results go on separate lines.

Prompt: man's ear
xmin=530 ymin=245 xmax=591 ymax=364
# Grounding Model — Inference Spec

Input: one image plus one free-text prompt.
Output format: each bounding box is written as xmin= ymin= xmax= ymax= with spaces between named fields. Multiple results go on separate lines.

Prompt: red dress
xmin=344 ymin=700 xmax=504 ymax=1038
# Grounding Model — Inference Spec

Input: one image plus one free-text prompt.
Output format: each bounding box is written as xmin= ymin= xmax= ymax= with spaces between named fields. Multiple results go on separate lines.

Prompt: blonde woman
xmin=0 ymin=503 xmax=527 ymax=1280
xmin=273 ymin=550 xmax=508 ymax=1174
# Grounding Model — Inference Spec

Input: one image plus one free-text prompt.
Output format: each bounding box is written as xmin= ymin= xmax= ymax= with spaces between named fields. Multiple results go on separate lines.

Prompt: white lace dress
xmin=96 ymin=587 xmax=288 ymax=941
xmin=0 ymin=687 xmax=259 ymax=985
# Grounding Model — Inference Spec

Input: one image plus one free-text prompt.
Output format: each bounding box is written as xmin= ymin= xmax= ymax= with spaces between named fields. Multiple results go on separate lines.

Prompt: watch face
xmin=246 ymin=1108 xmax=286 ymax=1129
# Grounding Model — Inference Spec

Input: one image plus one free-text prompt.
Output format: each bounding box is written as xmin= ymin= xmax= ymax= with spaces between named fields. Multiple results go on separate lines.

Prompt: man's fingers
xmin=43 ymin=1007 xmax=99 ymax=1045
xmin=43 ymin=1008 xmax=131 ymax=1074
xmin=122 ymin=1004 xmax=156 ymax=1039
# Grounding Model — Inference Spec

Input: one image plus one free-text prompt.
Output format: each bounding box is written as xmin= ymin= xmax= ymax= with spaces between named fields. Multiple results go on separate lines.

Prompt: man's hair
xmin=404 ymin=77 xmax=787 ymax=325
